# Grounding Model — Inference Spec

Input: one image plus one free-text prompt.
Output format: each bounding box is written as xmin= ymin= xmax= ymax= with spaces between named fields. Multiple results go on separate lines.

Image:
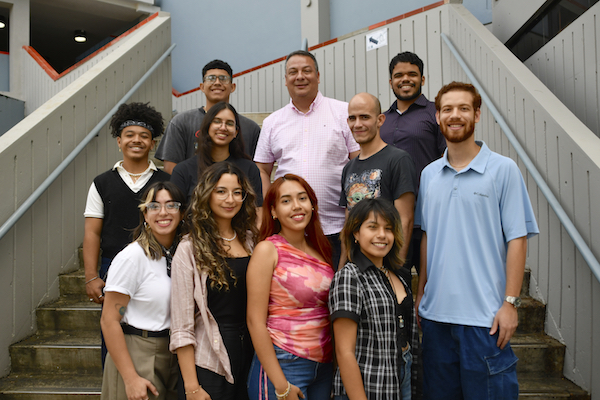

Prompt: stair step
xmin=512 ymin=333 xmax=565 ymax=375
xmin=36 ymin=299 xmax=101 ymax=332
xmin=518 ymin=373 xmax=590 ymax=399
xmin=10 ymin=332 xmax=101 ymax=375
xmin=59 ymin=269 xmax=89 ymax=301
xmin=517 ymin=297 xmax=546 ymax=334
xmin=0 ymin=374 xmax=101 ymax=400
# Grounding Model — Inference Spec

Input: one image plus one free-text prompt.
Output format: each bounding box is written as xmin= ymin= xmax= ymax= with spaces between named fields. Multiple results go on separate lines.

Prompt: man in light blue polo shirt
xmin=415 ymin=82 xmax=539 ymax=399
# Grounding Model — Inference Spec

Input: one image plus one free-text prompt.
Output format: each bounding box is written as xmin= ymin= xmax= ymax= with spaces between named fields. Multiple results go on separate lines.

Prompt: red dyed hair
xmin=260 ymin=174 xmax=333 ymax=267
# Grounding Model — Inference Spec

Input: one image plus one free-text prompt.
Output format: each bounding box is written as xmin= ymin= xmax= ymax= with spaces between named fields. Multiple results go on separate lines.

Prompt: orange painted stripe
xmin=25 ymin=12 xmax=160 ymax=81
xmin=0 ymin=50 xmax=8 ymax=55
xmin=308 ymin=38 xmax=338 ymax=51
xmin=179 ymin=1 xmax=445 ymax=95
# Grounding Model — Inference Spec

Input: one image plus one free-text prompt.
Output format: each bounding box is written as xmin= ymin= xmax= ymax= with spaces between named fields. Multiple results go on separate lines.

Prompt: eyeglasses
xmin=204 ymin=75 xmax=231 ymax=84
xmin=212 ymin=118 xmax=236 ymax=129
xmin=213 ymin=188 xmax=247 ymax=201
xmin=146 ymin=201 xmax=182 ymax=213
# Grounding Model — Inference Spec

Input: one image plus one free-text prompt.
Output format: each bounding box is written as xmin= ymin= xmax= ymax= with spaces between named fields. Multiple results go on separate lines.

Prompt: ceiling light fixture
xmin=0 ymin=17 xmax=6 ymax=29
xmin=74 ymin=30 xmax=87 ymax=43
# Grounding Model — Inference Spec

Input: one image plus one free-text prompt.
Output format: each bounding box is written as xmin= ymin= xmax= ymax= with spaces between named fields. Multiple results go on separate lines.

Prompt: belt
xmin=121 ymin=323 xmax=170 ymax=338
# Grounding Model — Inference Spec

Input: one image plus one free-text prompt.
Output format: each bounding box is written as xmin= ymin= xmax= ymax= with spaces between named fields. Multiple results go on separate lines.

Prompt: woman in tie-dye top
xmin=247 ymin=174 xmax=334 ymax=400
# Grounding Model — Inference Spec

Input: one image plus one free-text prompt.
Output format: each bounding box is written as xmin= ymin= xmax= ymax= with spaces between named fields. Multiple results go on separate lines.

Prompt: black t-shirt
xmin=170 ymin=156 xmax=263 ymax=206
xmin=340 ymin=145 xmax=417 ymax=209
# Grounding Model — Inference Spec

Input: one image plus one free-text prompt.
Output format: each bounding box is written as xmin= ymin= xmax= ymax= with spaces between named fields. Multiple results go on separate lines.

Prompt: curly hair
xmin=109 ymin=102 xmax=164 ymax=139
xmin=259 ymin=174 xmax=332 ymax=267
xmin=196 ymin=102 xmax=249 ymax=171
xmin=133 ymin=181 xmax=188 ymax=260
xmin=188 ymin=161 xmax=258 ymax=290
xmin=341 ymin=198 xmax=404 ymax=269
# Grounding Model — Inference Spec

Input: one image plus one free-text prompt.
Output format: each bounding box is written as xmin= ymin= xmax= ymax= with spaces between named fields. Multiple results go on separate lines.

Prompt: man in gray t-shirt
xmin=155 ymin=59 xmax=260 ymax=174
xmin=340 ymin=93 xmax=417 ymax=266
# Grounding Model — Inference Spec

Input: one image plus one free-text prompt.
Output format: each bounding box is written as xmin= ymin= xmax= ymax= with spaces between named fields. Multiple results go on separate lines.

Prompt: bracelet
xmin=185 ymin=386 xmax=201 ymax=395
xmin=275 ymin=381 xmax=291 ymax=399
xmin=85 ymin=276 xmax=99 ymax=285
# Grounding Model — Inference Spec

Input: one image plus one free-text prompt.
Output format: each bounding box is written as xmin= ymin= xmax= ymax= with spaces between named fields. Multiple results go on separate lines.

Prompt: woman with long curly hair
xmin=247 ymin=174 xmax=334 ymax=400
xmin=101 ymin=181 xmax=186 ymax=400
xmin=169 ymin=101 xmax=262 ymax=207
xmin=170 ymin=161 xmax=259 ymax=400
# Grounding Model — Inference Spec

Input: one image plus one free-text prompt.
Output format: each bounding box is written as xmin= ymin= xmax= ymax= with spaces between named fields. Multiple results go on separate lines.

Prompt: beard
xmin=393 ymin=85 xmax=422 ymax=102
xmin=440 ymin=120 xmax=476 ymax=143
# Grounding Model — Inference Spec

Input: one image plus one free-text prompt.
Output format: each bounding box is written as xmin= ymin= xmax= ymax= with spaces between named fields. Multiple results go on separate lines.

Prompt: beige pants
xmin=101 ymin=334 xmax=178 ymax=400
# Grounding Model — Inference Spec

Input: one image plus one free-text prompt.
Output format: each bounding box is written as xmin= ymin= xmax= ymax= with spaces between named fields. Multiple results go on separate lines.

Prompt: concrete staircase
xmin=512 ymin=270 xmax=589 ymax=399
xmin=0 ymin=266 xmax=591 ymax=399
xmin=0 ymin=267 xmax=102 ymax=399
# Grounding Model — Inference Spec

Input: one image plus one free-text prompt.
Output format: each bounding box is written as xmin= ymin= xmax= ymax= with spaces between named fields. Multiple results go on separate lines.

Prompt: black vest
xmin=94 ymin=169 xmax=170 ymax=259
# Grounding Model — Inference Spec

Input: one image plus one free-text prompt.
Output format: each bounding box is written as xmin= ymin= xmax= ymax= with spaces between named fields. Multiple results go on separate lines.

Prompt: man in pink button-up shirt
xmin=254 ymin=50 xmax=360 ymax=266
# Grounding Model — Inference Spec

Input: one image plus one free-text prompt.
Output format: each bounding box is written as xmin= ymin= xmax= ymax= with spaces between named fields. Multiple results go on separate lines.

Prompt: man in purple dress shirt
xmin=380 ymin=52 xmax=446 ymax=272
xmin=254 ymin=50 xmax=360 ymax=267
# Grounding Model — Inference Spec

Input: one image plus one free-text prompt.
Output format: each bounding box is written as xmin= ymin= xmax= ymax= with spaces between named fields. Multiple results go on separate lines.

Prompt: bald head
xmin=347 ymin=92 xmax=385 ymax=147
xmin=349 ymin=92 xmax=382 ymax=115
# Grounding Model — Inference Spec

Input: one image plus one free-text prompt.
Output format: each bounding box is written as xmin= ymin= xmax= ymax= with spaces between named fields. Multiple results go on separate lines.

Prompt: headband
xmin=118 ymin=120 xmax=155 ymax=136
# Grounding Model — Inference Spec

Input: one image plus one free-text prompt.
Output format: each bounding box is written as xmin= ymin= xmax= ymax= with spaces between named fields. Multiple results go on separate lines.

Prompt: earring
xmin=118 ymin=147 xmax=122 ymax=152
xmin=311 ymin=207 xmax=314 ymax=211
xmin=144 ymin=221 xmax=149 ymax=228
xmin=272 ymin=215 xmax=277 ymax=220
xmin=354 ymin=238 xmax=357 ymax=244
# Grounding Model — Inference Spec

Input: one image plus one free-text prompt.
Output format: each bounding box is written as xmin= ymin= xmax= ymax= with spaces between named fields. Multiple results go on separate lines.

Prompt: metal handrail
xmin=0 ymin=43 xmax=177 ymax=241
xmin=441 ymin=32 xmax=600 ymax=284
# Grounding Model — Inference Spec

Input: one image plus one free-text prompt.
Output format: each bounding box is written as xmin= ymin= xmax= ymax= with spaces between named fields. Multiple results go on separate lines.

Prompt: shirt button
xmin=454 ymin=187 xmax=457 ymax=191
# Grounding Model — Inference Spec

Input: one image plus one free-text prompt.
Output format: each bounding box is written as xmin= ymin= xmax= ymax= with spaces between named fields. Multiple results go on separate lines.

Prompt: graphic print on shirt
xmin=344 ymin=169 xmax=382 ymax=209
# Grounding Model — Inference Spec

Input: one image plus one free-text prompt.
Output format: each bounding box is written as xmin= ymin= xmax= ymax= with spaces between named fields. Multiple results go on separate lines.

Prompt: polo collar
xmin=440 ymin=140 xmax=490 ymax=174
xmin=351 ymin=247 xmax=380 ymax=273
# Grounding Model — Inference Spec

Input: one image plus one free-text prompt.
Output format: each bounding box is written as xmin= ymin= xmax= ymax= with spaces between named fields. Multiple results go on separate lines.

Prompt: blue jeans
xmin=247 ymin=345 xmax=333 ymax=400
xmin=333 ymin=345 xmax=412 ymax=400
xmin=421 ymin=318 xmax=519 ymax=400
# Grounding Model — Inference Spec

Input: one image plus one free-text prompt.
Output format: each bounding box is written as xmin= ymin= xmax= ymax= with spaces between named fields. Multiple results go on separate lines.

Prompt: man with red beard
xmin=380 ymin=52 xmax=446 ymax=272
xmin=415 ymin=82 xmax=539 ymax=399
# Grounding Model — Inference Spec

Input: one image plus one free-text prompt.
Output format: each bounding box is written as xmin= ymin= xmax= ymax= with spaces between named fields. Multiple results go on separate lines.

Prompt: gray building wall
xmin=157 ymin=0 xmax=300 ymax=93
xmin=0 ymin=53 xmax=8 ymax=92
xmin=0 ymin=94 xmax=24 ymax=135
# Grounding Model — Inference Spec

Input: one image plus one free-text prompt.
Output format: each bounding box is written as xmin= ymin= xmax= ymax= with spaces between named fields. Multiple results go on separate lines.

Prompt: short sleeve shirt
xmin=415 ymin=141 xmax=539 ymax=327
xmin=340 ymin=145 xmax=417 ymax=209
xmin=254 ymin=92 xmax=359 ymax=235
xmin=155 ymin=107 xmax=261 ymax=162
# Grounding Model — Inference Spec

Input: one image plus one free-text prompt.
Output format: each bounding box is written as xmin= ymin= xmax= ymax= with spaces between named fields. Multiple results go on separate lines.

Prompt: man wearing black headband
xmin=82 ymin=102 xmax=170 ymax=366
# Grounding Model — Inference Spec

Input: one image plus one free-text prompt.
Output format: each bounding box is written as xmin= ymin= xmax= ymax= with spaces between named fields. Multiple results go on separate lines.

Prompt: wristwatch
xmin=505 ymin=296 xmax=522 ymax=308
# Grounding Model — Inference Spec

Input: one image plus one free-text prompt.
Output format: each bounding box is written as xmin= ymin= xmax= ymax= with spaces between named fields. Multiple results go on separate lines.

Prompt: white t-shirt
xmin=84 ymin=160 xmax=158 ymax=218
xmin=104 ymin=242 xmax=171 ymax=331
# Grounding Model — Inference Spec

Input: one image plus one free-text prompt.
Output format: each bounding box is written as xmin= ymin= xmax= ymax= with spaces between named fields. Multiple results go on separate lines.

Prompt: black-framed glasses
xmin=146 ymin=201 xmax=182 ymax=213
xmin=204 ymin=75 xmax=231 ymax=84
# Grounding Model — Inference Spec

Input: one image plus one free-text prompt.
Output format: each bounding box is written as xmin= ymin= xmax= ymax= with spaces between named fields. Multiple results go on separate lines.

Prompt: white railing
xmin=444 ymin=4 xmax=600 ymax=395
xmin=0 ymin=11 xmax=172 ymax=376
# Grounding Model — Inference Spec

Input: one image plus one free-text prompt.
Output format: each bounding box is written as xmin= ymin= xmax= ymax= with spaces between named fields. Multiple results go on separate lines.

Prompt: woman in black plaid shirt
xmin=329 ymin=198 xmax=419 ymax=400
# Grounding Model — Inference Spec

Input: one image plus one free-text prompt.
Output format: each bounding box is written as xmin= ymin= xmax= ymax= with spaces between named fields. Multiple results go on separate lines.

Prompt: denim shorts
xmin=247 ymin=345 xmax=333 ymax=400
xmin=421 ymin=318 xmax=519 ymax=400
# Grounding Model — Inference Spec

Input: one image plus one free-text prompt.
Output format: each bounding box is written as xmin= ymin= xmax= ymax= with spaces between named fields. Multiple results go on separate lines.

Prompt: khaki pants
xmin=102 ymin=334 xmax=178 ymax=400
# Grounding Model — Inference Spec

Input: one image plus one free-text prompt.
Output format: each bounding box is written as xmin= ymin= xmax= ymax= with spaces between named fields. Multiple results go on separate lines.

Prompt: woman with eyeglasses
xmin=170 ymin=101 xmax=262 ymax=209
xmin=100 ymin=181 xmax=186 ymax=400
xmin=170 ymin=161 xmax=259 ymax=400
